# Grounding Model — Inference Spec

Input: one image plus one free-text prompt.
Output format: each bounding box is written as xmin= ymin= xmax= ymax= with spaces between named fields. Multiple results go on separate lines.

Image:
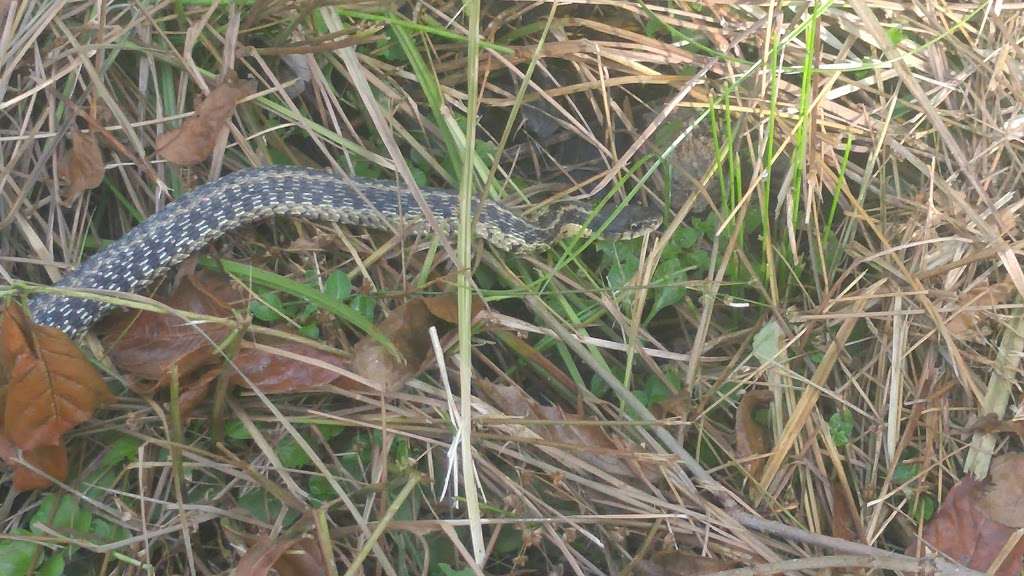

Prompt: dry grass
xmin=1 ymin=0 xmax=1022 ymax=575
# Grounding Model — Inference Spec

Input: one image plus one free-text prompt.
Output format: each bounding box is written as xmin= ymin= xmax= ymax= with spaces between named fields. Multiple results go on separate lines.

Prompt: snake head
xmin=542 ymin=202 xmax=663 ymax=242
xmin=595 ymin=204 xmax=663 ymax=240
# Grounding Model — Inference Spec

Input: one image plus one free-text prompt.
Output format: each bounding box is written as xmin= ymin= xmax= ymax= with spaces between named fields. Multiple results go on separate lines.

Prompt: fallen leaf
xmin=102 ymin=270 xmax=368 ymax=411
xmin=0 ymin=434 xmax=69 ymax=491
xmin=977 ymin=453 xmax=1024 ymax=528
xmin=947 ymin=280 xmax=1015 ymax=341
xmin=630 ymin=551 xmax=741 ymax=576
xmin=272 ymin=537 xmax=327 ymax=576
xmin=352 ymin=299 xmax=432 ymax=391
xmin=1 ymin=305 xmax=113 ymax=451
xmin=58 ymin=131 xmax=104 ymax=204
xmin=235 ymin=534 xmax=326 ymax=576
xmin=421 ymin=294 xmax=484 ymax=323
xmin=14 ymin=444 xmax=69 ymax=491
xmin=911 ymin=457 xmax=1024 ymax=576
xmin=177 ymin=368 xmax=222 ymax=420
xmin=100 ymin=271 xmax=245 ymax=385
xmin=735 ymin=389 xmax=773 ymax=477
xmin=830 ymin=477 xmax=861 ymax=541
xmin=155 ymin=75 xmax=254 ymax=166
xmin=229 ymin=340 xmax=357 ymax=393
xmin=235 ymin=534 xmax=302 ymax=576
xmin=352 ymin=294 xmax=476 ymax=391
xmin=479 ymin=380 xmax=656 ymax=480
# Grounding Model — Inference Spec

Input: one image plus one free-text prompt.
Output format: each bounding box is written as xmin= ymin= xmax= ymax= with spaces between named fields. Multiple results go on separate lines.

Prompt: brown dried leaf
xmin=155 ymin=76 xmax=254 ymax=166
xmin=229 ymin=340 xmax=356 ymax=394
xmin=947 ymin=280 xmax=1015 ymax=340
xmin=977 ymin=453 xmax=1024 ymax=528
xmin=235 ymin=534 xmax=302 ymax=576
xmin=0 ymin=434 xmax=68 ymax=491
xmin=735 ymin=390 xmax=773 ymax=477
xmin=177 ymin=368 xmax=221 ymax=420
xmin=351 ymin=298 xmax=438 ymax=391
xmin=100 ymin=271 xmax=245 ymax=385
xmin=912 ymin=462 xmax=1024 ymax=576
xmin=103 ymin=270 xmax=366 ymax=413
xmin=421 ymin=293 xmax=484 ymax=323
xmin=272 ymin=537 xmax=327 ymax=576
xmin=630 ymin=551 xmax=741 ymax=576
xmin=830 ymin=477 xmax=861 ymax=541
xmin=1 ymin=305 xmax=113 ymax=451
xmin=58 ymin=131 xmax=104 ymax=204
xmin=14 ymin=443 xmax=69 ymax=491
xmin=479 ymin=380 xmax=655 ymax=480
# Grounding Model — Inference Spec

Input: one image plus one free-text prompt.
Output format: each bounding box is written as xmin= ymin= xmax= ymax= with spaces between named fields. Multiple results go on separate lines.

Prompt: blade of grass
xmin=458 ymin=0 xmax=486 ymax=563
xmin=204 ymin=257 xmax=399 ymax=359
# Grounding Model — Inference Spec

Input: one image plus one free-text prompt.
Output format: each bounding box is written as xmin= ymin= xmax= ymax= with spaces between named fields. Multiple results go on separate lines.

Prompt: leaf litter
xmin=911 ymin=453 xmax=1024 ymax=575
xmin=0 ymin=305 xmax=112 ymax=489
xmin=155 ymin=75 xmax=255 ymax=166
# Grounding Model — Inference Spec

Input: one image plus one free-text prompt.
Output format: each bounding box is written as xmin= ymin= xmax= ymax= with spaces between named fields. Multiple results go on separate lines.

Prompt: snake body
xmin=28 ymin=165 xmax=661 ymax=337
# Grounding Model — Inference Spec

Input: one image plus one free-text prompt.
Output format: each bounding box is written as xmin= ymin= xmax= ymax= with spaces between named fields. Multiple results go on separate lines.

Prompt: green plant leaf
xmin=324 ymin=270 xmax=352 ymax=301
xmin=912 ymin=494 xmax=936 ymax=522
xmin=31 ymin=495 xmax=90 ymax=535
xmin=651 ymin=266 xmax=687 ymax=314
xmin=237 ymin=490 xmax=300 ymax=525
xmin=350 ymin=294 xmax=376 ymax=321
xmin=276 ymin=436 xmax=311 ymax=469
xmin=309 ymin=475 xmax=340 ymax=503
xmin=100 ymin=435 xmax=143 ymax=468
xmin=225 ymin=420 xmax=252 ymax=440
xmin=893 ymin=463 xmax=918 ymax=485
xmin=0 ymin=536 xmax=39 ymax=576
xmin=437 ymin=564 xmax=475 ymax=576
xmin=299 ymin=323 xmax=320 ymax=340
xmin=209 ymin=258 xmax=398 ymax=358
xmin=90 ymin=518 xmax=127 ymax=544
xmin=36 ymin=554 xmax=63 ymax=576
xmin=250 ymin=291 xmax=285 ymax=323
xmin=829 ymin=410 xmax=854 ymax=449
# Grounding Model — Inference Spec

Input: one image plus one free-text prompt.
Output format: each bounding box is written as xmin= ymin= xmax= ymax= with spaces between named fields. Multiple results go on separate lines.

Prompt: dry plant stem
xmin=458 ymin=0 xmax=486 ymax=564
xmin=702 ymin=553 xmax=985 ymax=576
xmin=964 ymin=305 xmax=1024 ymax=478
xmin=846 ymin=4 xmax=1016 ymax=402
xmin=333 ymin=41 xmax=457 ymax=262
xmin=480 ymin=256 xmax=980 ymax=574
xmin=731 ymin=513 xmax=984 ymax=576
xmin=480 ymin=252 xmax=781 ymax=563
xmin=757 ymin=282 xmax=881 ymax=490
xmin=313 ymin=508 xmax=340 ymax=576
xmin=167 ymin=366 xmax=198 ymax=576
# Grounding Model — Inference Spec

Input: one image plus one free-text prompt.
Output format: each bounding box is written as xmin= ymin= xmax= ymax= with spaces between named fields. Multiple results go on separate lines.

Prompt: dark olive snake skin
xmin=28 ymin=165 xmax=662 ymax=337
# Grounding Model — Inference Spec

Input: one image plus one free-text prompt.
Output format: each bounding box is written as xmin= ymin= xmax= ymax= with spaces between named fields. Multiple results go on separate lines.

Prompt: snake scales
xmin=27 ymin=165 xmax=662 ymax=337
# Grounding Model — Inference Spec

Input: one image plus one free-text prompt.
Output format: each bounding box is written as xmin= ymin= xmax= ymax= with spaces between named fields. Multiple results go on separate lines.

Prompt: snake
xmin=26 ymin=165 xmax=662 ymax=337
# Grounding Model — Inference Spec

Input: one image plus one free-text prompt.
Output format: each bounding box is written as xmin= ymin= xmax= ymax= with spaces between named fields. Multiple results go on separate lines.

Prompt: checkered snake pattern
xmin=28 ymin=165 xmax=662 ymax=337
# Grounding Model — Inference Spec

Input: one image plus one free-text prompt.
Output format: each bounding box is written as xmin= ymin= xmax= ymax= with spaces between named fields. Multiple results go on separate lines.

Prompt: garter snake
xmin=27 ymin=165 xmax=662 ymax=336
